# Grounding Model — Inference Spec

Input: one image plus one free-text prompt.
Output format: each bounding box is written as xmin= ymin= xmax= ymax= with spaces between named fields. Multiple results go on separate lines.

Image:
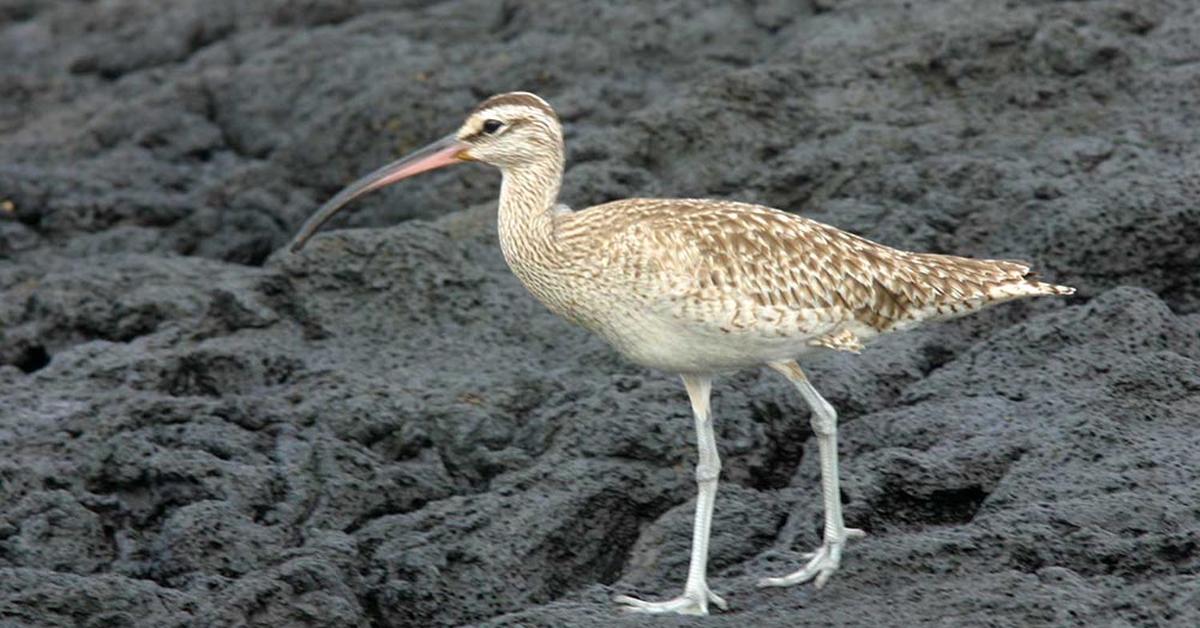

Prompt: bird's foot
xmin=613 ymin=585 xmax=728 ymax=616
xmin=757 ymin=527 xmax=866 ymax=589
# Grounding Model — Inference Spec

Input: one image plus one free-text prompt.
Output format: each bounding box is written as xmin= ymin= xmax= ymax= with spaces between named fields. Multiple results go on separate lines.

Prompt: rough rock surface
xmin=2 ymin=1 xmax=1198 ymax=626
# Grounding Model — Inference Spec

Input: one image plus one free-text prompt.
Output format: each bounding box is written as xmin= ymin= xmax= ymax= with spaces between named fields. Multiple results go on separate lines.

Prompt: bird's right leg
xmin=614 ymin=374 xmax=728 ymax=615
xmin=758 ymin=360 xmax=865 ymax=589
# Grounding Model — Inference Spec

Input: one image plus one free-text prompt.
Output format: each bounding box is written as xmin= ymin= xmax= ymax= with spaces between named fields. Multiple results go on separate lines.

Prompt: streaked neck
xmin=497 ymin=156 xmax=564 ymax=266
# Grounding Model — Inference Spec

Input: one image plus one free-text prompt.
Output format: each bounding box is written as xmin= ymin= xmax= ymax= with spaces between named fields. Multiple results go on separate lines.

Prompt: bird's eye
xmin=482 ymin=119 xmax=504 ymax=134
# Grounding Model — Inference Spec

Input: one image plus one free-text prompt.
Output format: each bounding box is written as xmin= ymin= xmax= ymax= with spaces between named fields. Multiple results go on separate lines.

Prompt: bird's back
xmin=554 ymin=198 xmax=1071 ymax=359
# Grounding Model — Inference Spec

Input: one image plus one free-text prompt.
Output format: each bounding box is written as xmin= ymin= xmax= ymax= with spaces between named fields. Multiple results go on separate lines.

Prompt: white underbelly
xmin=589 ymin=310 xmax=825 ymax=374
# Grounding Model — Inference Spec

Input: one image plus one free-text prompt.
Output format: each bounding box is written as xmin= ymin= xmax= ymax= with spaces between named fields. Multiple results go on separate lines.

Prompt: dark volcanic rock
xmin=2 ymin=1 xmax=1199 ymax=627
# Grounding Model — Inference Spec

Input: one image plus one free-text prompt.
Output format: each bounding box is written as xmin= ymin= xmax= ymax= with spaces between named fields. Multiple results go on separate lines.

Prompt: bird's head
xmin=289 ymin=91 xmax=562 ymax=252
xmin=456 ymin=92 xmax=563 ymax=168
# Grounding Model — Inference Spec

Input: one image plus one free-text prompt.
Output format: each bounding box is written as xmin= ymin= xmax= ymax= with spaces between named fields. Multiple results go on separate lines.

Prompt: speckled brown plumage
xmin=554 ymin=199 xmax=1071 ymax=351
xmin=449 ymin=96 xmax=1075 ymax=375
xmin=290 ymin=91 xmax=1075 ymax=614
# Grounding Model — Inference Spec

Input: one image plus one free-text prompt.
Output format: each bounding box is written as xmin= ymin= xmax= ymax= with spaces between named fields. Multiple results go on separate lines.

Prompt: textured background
xmin=2 ymin=1 xmax=1199 ymax=626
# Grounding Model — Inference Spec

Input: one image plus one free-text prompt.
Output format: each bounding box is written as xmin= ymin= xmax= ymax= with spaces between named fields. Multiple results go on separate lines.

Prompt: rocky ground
xmin=2 ymin=0 xmax=1199 ymax=626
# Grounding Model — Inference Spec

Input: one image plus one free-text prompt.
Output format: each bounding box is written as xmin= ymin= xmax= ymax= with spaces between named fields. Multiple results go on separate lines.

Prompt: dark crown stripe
xmin=473 ymin=92 xmax=557 ymax=120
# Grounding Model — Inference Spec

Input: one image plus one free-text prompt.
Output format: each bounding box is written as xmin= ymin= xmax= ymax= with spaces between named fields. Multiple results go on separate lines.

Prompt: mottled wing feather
xmin=811 ymin=328 xmax=865 ymax=353
xmin=559 ymin=199 xmax=1067 ymax=347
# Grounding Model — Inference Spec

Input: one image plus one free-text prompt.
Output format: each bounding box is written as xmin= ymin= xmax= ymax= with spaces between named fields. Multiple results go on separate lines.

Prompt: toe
xmin=612 ymin=593 xmax=710 ymax=616
xmin=756 ymin=575 xmax=783 ymax=588
xmin=756 ymin=567 xmax=816 ymax=588
xmin=614 ymin=594 xmax=664 ymax=612
xmin=757 ymin=540 xmax=851 ymax=589
xmin=814 ymin=569 xmax=832 ymax=589
xmin=614 ymin=596 xmax=649 ymax=613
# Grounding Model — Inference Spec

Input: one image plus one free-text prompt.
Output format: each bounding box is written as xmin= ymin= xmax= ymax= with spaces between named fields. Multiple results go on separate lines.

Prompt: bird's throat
xmin=497 ymin=163 xmax=563 ymax=267
xmin=495 ymin=161 xmax=575 ymax=315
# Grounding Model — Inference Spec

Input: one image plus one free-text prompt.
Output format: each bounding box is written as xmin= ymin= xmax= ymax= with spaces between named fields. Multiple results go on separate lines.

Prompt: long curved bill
xmin=289 ymin=134 xmax=468 ymax=252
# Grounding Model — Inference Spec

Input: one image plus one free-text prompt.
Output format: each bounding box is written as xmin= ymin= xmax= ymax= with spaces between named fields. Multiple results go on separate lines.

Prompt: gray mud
xmin=2 ymin=1 xmax=1198 ymax=626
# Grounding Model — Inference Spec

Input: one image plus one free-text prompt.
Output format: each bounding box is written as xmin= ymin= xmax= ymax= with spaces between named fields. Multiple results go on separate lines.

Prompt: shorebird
xmin=289 ymin=92 xmax=1073 ymax=616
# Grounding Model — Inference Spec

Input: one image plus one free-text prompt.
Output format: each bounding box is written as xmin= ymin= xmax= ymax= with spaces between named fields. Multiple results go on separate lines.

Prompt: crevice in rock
xmin=746 ymin=399 xmax=809 ymax=491
xmin=919 ymin=342 xmax=958 ymax=377
xmin=341 ymin=498 xmax=429 ymax=535
xmin=872 ymin=483 xmax=990 ymax=531
xmin=13 ymin=343 xmax=49 ymax=373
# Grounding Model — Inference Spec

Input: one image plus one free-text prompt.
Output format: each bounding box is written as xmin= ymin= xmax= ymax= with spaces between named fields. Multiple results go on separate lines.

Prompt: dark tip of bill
xmin=288 ymin=237 xmax=309 ymax=253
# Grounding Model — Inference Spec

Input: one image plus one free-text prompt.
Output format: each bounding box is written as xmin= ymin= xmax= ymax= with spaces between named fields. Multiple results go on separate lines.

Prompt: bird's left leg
xmin=758 ymin=360 xmax=865 ymax=589
xmin=614 ymin=374 xmax=728 ymax=615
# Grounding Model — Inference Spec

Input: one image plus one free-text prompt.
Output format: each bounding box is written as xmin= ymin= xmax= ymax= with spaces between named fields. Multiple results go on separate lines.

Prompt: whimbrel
xmin=290 ymin=92 xmax=1073 ymax=615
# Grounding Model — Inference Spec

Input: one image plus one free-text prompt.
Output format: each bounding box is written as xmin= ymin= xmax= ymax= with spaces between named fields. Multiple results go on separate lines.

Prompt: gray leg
xmin=615 ymin=374 xmax=729 ymax=615
xmin=758 ymin=360 xmax=865 ymax=589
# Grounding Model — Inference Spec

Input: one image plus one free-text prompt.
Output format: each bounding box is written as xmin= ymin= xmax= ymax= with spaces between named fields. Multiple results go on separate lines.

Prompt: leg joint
xmin=809 ymin=403 xmax=837 ymax=436
xmin=695 ymin=460 xmax=721 ymax=484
